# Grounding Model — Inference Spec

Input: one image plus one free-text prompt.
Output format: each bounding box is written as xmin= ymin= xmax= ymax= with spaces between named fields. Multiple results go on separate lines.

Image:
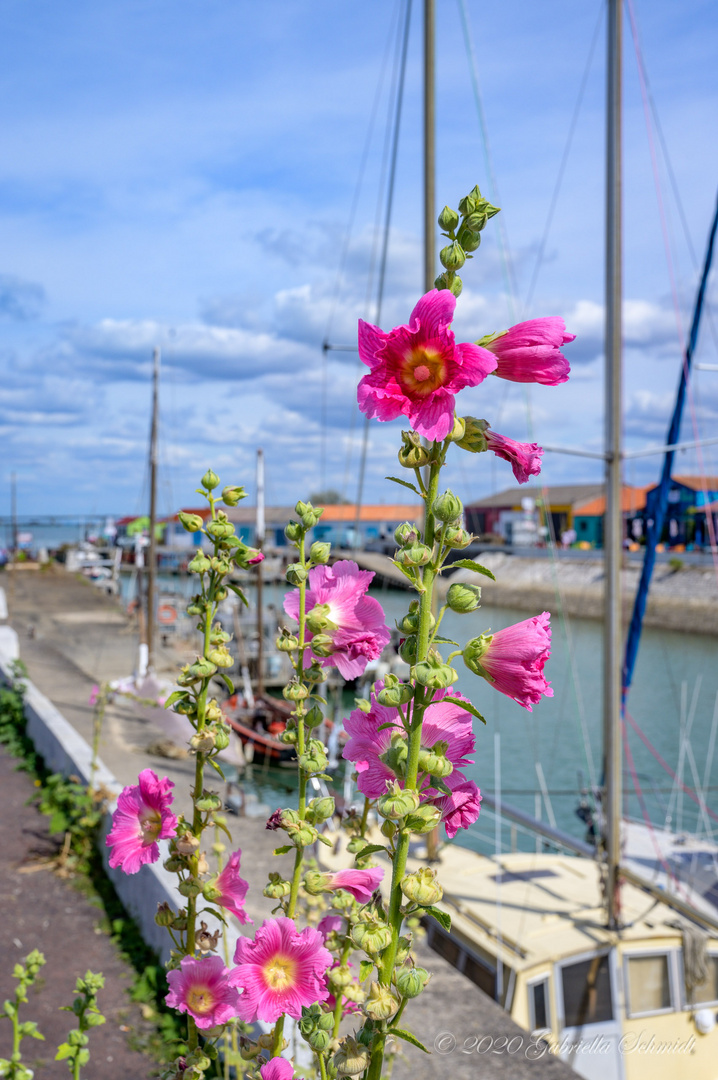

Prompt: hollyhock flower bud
xmin=394 ymin=521 xmax=419 ymax=547
xmin=405 ymin=803 xmax=443 ymax=833
xmin=398 ymin=635 xmax=418 ymax=663
xmin=378 ymin=782 xmax=420 ymax=820
xmin=190 ymin=730 xmax=216 ymax=754
xmin=334 ymin=1036 xmax=370 ymax=1077
xmin=309 ymin=633 xmax=334 ymax=657
xmin=264 ymin=873 xmax=291 ymax=900
xmin=440 ymin=241 xmax=466 ymax=271
xmin=481 ymin=317 xmax=574 ymax=385
xmin=306 ymin=796 xmax=335 ymax=824
xmin=351 ymin=918 xmax=392 ymax=956
xmin=285 ymin=520 xmax=303 ymax=542
xmin=413 ymin=649 xmax=458 ymax=689
xmin=397 ymin=610 xmax=420 ymax=634
xmin=448 ymin=415 xmax=466 ymax=442
xmin=461 ymin=230 xmax=481 ymax=253
xmin=298 ymin=741 xmax=328 ymax=775
xmin=188 ymin=655 xmax=217 ymax=678
xmin=283 ymin=680 xmax=309 ymax=702
xmin=221 ymin=485 xmax=245 ymax=506
xmin=396 ymin=966 xmax=430 ymax=999
xmin=208 ymin=646 xmax=233 ymax=668
xmin=155 ymin=901 xmax=175 ymax=927
xmin=358 ymin=291 xmax=497 ymax=442
xmin=398 ymin=439 xmax=431 ymax=469
xmin=376 ymin=679 xmax=413 ymax=707
xmin=463 ymin=612 xmax=553 ymax=710
xmin=205 ymin=697 xmax=223 ymax=720
xmin=201 ymin=469 xmax=220 ymax=491
xmin=379 ymin=733 xmax=409 ymax=777
xmin=188 ymin=551 xmax=211 ymax=574
xmin=438 ymin=205 xmax=459 ymax=232
xmin=213 ymin=722 xmax=230 ymax=751
xmin=304 ymin=870 xmax=331 ymax=895
xmin=303 ymin=705 xmax=324 ymax=729
xmin=395 ymin=541 xmax=432 ymax=567
xmin=365 ymin=982 xmax=399 ymax=1021
xmin=447 ymin=581 xmax=482 ymax=613
xmin=195 ymin=791 xmax=222 ymax=812
xmin=444 ymin=525 xmax=472 ymax=549
xmin=179 ymin=878 xmax=202 ymax=898
xmin=276 ymin=631 xmax=299 ymax=652
xmin=206 ymin=519 xmax=234 ymax=539
xmin=484 ymin=427 xmax=543 ymax=484
xmin=401 ymin=867 xmax=443 ymax=906
xmin=308 ymin=1028 xmax=331 ymax=1052
xmin=329 ymin=964 xmax=353 ymax=989
xmin=295 ymin=501 xmax=323 ymax=528
xmin=449 ymin=275 xmax=463 ymax=297
xmin=285 ymin=563 xmax=308 ymax=586
xmin=196 ymin=921 xmax=220 ymax=954
xmin=432 ymin=490 xmax=463 ymax=523
xmin=455 ymin=415 xmax=489 ymax=454
xmin=463 ymin=211 xmax=488 ymax=233
xmin=309 ymin=541 xmax=331 ymax=565
xmin=178 ymin=511 xmax=204 ymax=533
xmin=306 ymin=603 xmax=332 ymax=633
xmin=417 ymin=740 xmax=453 ymax=778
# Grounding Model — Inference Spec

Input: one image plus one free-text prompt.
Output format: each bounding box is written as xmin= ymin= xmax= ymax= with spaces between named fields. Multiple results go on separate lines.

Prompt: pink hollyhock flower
xmin=246 ymin=549 xmax=264 ymax=566
xmin=283 ymin=560 xmax=390 ymax=680
xmin=485 ymin=317 xmax=574 ymax=385
xmin=325 ymin=867 xmax=384 ymax=903
xmin=464 ymin=612 xmax=553 ymax=711
xmin=89 ymin=684 xmax=100 ymax=706
xmin=434 ymin=781 xmax=482 ymax=840
xmin=214 ymin=850 xmax=252 ymax=924
xmin=357 ymin=289 xmax=497 ymax=442
xmin=317 ymin=914 xmax=345 ymax=940
xmin=106 ymin=769 xmax=177 ymax=875
xmin=231 ymin=916 xmax=332 ymax=1023
xmin=260 ymin=1062 xmax=295 ymax=1080
xmin=342 ymin=688 xmax=480 ymax=837
xmin=166 ymin=955 xmax=241 ymax=1031
xmin=484 ymin=427 xmax=543 ymax=484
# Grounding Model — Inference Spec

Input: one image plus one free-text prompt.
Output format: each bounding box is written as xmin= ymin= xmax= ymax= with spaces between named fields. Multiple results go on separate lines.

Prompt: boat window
xmin=689 ymin=955 xmax=718 ymax=1006
xmin=626 ymin=954 xmax=672 ymax=1016
xmin=529 ymin=978 xmax=550 ymax=1030
xmin=561 ymin=955 xmax=613 ymax=1027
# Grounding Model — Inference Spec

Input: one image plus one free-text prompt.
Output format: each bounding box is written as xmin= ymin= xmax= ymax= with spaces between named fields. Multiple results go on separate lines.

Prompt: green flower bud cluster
xmin=435 ymin=185 xmax=500 ymax=296
xmin=364 ymin=981 xmax=399 ymax=1021
xmin=455 ymin=415 xmax=489 ymax=454
xmin=401 ymin=866 xmax=444 ymax=906
xmin=376 ymin=673 xmax=413 ymax=707
xmin=398 ymin=429 xmax=432 ymax=469
xmin=417 ymin=740 xmax=454 ymax=779
xmin=405 ymin=803 xmax=443 ymax=834
xmin=447 ymin=581 xmax=482 ymax=613
xmin=309 ymin=540 xmax=331 ymax=565
xmin=306 ymin=795 xmax=335 ymax=824
xmin=298 ymin=739 xmax=329 ymax=774
xmin=333 ymin=1036 xmax=370 ymax=1077
xmin=264 ymin=872 xmax=291 ymax=900
xmin=432 ymin=489 xmax=463 ymax=524
xmin=281 ymin=809 xmax=319 ymax=848
xmin=377 ymin=780 xmax=420 ymax=820
xmin=395 ymin=540 xmax=432 ymax=568
xmin=395 ymin=965 xmax=430 ymax=999
xmin=413 ymin=648 xmax=458 ymax=690
xmin=351 ymin=916 xmax=393 ymax=957
xmin=299 ymin=1004 xmax=335 ymax=1053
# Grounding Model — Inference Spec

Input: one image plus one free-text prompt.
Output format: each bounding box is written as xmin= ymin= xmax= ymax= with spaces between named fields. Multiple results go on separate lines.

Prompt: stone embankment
xmin=354 ymin=551 xmax=718 ymax=635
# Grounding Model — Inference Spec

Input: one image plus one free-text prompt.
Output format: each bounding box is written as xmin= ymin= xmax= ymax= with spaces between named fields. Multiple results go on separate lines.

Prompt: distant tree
xmin=308 ymin=489 xmax=348 ymax=505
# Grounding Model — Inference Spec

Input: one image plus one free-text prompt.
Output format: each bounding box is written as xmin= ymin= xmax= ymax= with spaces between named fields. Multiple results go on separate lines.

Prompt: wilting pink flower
xmin=283 ymin=560 xmax=390 ymax=680
xmin=325 ymin=867 xmax=384 ymax=903
xmin=357 ymin=290 xmax=497 ymax=442
xmin=260 ymin=1062 xmax=295 ymax=1080
xmin=485 ymin=318 xmax=574 ymax=385
xmin=246 ymin=549 xmax=265 ymax=566
xmin=317 ymin=915 xmax=345 ymax=940
xmin=342 ymin=688 xmax=480 ymax=837
xmin=231 ymin=917 xmax=332 ymax=1022
xmin=484 ymin=428 xmax=543 ymax=484
xmin=434 ymin=781 xmax=483 ymax=840
xmin=464 ymin=612 xmax=553 ymax=711
xmin=106 ymin=769 xmax=177 ymax=875
xmin=166 ymin=955 xmax=241 ymax=1030
xmin=214 ymin=850 xmax=252 ymax=924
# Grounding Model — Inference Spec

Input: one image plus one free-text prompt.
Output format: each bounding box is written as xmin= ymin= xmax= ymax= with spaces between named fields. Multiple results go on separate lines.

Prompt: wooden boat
xmin=221 ymin=692 xmax=296 ymax=766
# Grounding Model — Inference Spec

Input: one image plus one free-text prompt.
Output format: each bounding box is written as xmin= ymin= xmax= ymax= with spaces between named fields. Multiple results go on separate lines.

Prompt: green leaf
xmin=55 ymin=1044 xmax=73 ymax=1061
xmin=423 ymin=905 xmax=451 ymax=932
xmin=219 ymin=673 xmax=235 ymax=694
xmin=388 ymin=1028 xmax=431 ymax=1053
xmin=163 ymin=690 xmax=187 ymax=710
xmin=376 ymin=721 xmax=398 ymax=731
xmin=359 ymin=960 xmax=374 ymax=982
xmin=208 ymin=758 xmax=226 ymax=780
xmin=316 ymin=834 xmax=332 ymax=847
xmin=312 ymin=773 xmax=334 ymax=782
xmin=450 ymin=559 xmax=496 ymax=580
xmin=385 ymin=476 xmax=422 ymax=497
xmin=48 ymin=811 xmax=68 ymax=835
xmin=431 ymin=635 xmax=460 ymax=647
xmin=273 ymin=845 xmax=292 ymax=856
xmin=430 ymin=777 xmax=452 ymax=796
xmin=311 ymin=694 xmax=327 ymax=705
xmin=445 ymin=696 xmax=486 ymax=725
xmin=390 ymin=560 xmax=422 ymax=590
xmin=355 ymin=844 xmax=386 ymax=860
xmin=226 ymin=582 xmax=249 ymax=605
xmin=354 ymin=698 xmax=372 ymax=713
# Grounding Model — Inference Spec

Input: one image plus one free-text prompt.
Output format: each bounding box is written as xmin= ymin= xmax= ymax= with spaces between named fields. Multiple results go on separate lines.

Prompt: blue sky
xmin=1 ymin=0 xmax=717 ymax=519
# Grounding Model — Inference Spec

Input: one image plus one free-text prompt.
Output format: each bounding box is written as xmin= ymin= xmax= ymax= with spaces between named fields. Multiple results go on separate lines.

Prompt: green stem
xmin=359 ymin=796 xmax=371 ymax=839
xmin=319 ymin=1051 xmax=329 ymax=1080
xmin=272 ymin=1016 xmax=285 ymax=1057
xmin=427 ymin=605 xmax=448 ymax=647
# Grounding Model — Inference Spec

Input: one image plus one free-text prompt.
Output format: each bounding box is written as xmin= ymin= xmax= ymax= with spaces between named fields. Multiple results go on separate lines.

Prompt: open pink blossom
xmin=283 ymin=560 xmax=390 ymax=680
xmin=214 ymin=849 xmax=252 ymax=924
xmin=434 ymin=781 xmax=482 ymax=840
xmin=464 ymin=612 xmax=553 ymax=711
xmin=106 ymin=769 xmax=177 ymax=875
xmin=231 ymin=917 xmax=332 ymax=1023
xmin=326 ymin=867 xmax=384 ymax=903
xmin=357 ymin=290 xmax=497 ymax=441
xmin=260 ymin=1062 xmax=295 ymax=1080
xmin=317 ymin=914 xmax=345 ymax=940
xmin=166 ymin=955 xmax=241 ymax=1030
xmin=342 ymin=688 xmax=480 ymax=837
xmin=484 ymin=428 xmax=543 ymax=484
xmin=485 ymin=318 xmax=574 ymax=385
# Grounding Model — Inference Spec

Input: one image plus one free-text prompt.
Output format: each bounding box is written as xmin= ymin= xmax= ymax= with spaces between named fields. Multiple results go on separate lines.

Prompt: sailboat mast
xmin=255 ymin=447 xmax=265 ymax=697
xmin=603 ymin=0 xmax=623 ymax=929
xmin=423 ymin=0 xmax=435 ymax=293
xmin=146 ymin=346 xmax=160 ymax=674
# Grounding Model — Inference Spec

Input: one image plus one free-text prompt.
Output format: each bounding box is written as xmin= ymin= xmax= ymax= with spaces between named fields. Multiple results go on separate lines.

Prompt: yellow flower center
xmin=139 ymin=807 xmax=161 ymax=843
xmin=186 ymin=985 xmax=213 ymax=1015
xmin=263 ymin=954 xmax=296 ymax=992
xmin=400 ymin=346 xmax=447 ymax=397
